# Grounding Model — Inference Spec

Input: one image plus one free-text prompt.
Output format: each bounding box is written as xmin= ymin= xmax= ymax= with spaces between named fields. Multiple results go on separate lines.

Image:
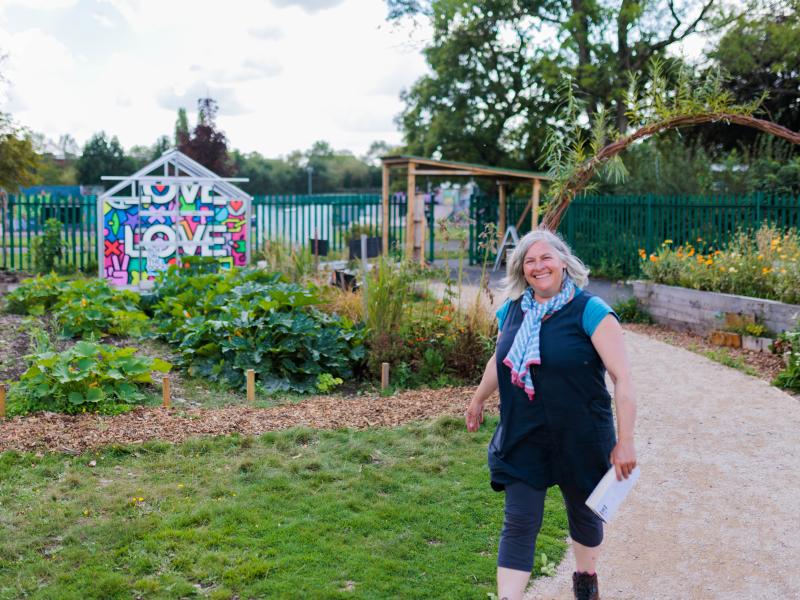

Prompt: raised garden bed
xmin=632 ymin=281 xmax=800 ymax=336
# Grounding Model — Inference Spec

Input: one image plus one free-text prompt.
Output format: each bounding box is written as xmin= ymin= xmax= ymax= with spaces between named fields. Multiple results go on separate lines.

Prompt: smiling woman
xmin=465 ymin=229 xmax=638 ymax=600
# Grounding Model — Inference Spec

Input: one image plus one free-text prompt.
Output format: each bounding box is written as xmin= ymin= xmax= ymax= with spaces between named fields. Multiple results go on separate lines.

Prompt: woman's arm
xmin=465 ymin=353 xmax=498 ymax=432
xmin=591 ymin=315 xmax=637 ymax=480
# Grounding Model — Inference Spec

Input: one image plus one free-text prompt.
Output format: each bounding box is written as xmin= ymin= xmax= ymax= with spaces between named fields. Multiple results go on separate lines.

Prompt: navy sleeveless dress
xmin=488 ymin=290 xmax=616 ymax=495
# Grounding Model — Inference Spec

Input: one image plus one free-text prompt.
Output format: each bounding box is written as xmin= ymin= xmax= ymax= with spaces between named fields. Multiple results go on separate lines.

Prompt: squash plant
xmin=147 ymin=265 xmax=365 ymax=393
xmin=7 ymin=340 xmax=171 ymax=416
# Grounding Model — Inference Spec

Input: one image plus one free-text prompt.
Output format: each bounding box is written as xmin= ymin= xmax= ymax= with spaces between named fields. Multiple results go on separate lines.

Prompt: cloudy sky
xmin=0 ymin=0 xmax=431 ymax=157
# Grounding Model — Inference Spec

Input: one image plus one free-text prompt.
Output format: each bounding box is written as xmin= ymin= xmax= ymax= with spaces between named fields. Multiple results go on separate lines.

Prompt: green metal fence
xmin=1 ymin=195 xmax=98 ymax=272
xmin=252 ymin=194 xmax=436 ymax=261
xmin=471 ymin=193 xmax=800 ymax=275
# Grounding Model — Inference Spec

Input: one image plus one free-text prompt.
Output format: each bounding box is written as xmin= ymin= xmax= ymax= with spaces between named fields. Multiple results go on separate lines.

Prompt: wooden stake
xmin=381 ymin=362 xmax=390 ymax=391
xmin=246 ymin=369 xmax=256 ymax=403
xmin=162 ymin=377 xmax=170 ymax=409
xmin=0 ymin=385 xmax=6 ymax=419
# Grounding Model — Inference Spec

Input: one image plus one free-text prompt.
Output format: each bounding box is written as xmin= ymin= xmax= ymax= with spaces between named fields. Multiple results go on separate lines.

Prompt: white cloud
xmin=156 ymin=82 xmax=251 ymax=116
xmin=1 ymin=1 xmax=432 ymax=157
xmin=248 ymin=25 xmax=284 ymax=40
xmin=271 ymin=0 xmax=346 ymax=13
xmin=1 ymin=0 xmax=78 ymax=9
xmin=92 ymin=12 xmax=116 ymax=29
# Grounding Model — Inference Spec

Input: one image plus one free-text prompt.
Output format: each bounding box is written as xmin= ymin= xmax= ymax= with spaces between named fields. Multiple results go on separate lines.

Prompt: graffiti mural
xmin=102 ymin=183 xmax=248 ymax=287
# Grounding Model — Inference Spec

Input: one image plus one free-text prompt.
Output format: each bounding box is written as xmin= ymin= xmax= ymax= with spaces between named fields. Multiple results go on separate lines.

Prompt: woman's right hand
xmin=465 ymin=397 xmax=485 ymax=432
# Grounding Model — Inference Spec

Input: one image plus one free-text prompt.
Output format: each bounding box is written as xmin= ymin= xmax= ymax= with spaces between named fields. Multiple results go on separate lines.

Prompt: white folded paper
xmin=585 ymin=465 xmax=640 ymax=522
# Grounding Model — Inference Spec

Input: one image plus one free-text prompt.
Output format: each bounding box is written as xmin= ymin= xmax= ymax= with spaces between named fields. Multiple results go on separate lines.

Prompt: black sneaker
xmin=572 ymin=571 xmax=599 ymax=600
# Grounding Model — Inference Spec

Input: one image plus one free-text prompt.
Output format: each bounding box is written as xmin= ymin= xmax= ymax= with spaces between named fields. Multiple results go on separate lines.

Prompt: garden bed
xmin=632 ymin=281 xmax=800 ymax=336
xmin=0 ymin=386 xmax=498 ymax=454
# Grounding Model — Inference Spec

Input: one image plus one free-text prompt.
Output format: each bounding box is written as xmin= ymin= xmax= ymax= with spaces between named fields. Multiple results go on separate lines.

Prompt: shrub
xmin=773 ymin=329 xmax=800 ymax=392
xmin=31 ymin=218 xmax=65 ymax=274
xmin=640 ymin=225 xmax=800 ymax=304
xmin=612 ymin=298 xmax=653 ymax=324
xmin=7 ymin=340 xmax=171 ymax=416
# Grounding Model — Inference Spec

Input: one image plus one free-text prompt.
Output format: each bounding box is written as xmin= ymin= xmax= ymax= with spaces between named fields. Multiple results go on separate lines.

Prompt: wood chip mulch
xmin=0 ymin=387 xmax=499 ymax=455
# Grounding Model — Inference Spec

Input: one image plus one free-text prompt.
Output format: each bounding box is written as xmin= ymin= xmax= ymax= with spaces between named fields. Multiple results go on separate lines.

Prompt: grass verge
xmin=0 ymin=416 xmax=568 ymax=599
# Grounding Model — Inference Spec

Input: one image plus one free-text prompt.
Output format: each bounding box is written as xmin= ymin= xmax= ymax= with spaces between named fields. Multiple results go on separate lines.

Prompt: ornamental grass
xmin=641 ymin=224 xmax=800 ymax=304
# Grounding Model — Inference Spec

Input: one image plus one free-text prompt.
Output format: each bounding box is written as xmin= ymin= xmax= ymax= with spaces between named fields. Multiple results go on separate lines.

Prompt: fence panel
xmin=469 ymin=193 xmax=800 ymax=275
xmin=1 ymin=195 xmax=98 ymax=273
xmin=251 ymin=193 xmax=408 ymax=258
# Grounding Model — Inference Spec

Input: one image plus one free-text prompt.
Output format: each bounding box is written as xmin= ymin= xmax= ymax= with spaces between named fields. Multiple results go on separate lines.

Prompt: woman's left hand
xmin=610 ymin=438 xmax=637 ymax=481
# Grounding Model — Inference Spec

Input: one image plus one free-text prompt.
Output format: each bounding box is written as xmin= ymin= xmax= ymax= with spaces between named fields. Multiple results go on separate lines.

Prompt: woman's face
xmin=523 ymin=240 xmax=567 ymax=299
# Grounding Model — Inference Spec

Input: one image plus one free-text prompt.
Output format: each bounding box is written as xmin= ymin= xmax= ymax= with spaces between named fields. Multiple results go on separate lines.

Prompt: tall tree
xmin=76 ymin=132 xmax=134 ymax=187
xmin=177 ymin=98 xmax=233 ymax=176
xmin=386 ymin=0 xmax=716 ymax=166
xmin=175 ymin=108 xmax=189 ymax=148
xmin=0 ymin=112 xmax=39 ymax=191
xmin=693 ymin=0 xmax=800 ymax=151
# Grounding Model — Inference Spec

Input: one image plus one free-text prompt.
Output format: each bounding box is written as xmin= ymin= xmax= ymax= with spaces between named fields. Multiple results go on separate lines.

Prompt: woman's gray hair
xmin=500 ymin=229 xmax=590 ymax=299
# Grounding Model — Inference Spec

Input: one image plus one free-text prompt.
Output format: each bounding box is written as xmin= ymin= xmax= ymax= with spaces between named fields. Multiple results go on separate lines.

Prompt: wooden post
xmin=405 ymin=163 xmax=416 ymax=262
xmin=246 ymin=369 xmax=256 ymax=403
xmin=531 ymin=179 xmax=541 ymax=230
xmin=418 ymin=190 xmax=426 ymax=268
xmin=382 ymin=163 xmax=390 ymax=256
xmin=498 ymin=183 xmax=507 ymax=244
xmin=0 ymin=384 xmax=6 ymax=419
xmin=162 ymin=377 xmax=170 ymax=409
xmin=381 ymin=363 xmax=390 ymax=391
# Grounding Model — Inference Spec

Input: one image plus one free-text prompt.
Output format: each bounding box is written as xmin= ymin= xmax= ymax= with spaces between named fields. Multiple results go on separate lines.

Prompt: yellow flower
xmin=757 ymin=255 xmax=763 ymax=260
xmin=663 ymin=239 xmax=673 ymax=245
xmin=687 ymin=248 xmax=695 ymax=257
xmin=705 ymin=259 xmax=713 ymax=265
xmin=762 ymin=267 xmax=771 ymax=274
xmin=81 ymin=297 xmax=87 ymax=307
xmin=649 ymin=254 xmax=658 ymax=262
xmin=183 ymin=310 xmax=191 ymax=318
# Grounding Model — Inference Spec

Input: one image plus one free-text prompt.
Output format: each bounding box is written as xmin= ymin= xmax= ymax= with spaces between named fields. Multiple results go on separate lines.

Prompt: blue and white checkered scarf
xmin=502 ymin=275 xmax=575 ymax=400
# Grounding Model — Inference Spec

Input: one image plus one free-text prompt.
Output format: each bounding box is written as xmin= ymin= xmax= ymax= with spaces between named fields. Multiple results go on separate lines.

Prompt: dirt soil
xmin=524 ymin=330 xmax=800 ymax=600
xmin=0 ymin=387 xmax=499 ymax=454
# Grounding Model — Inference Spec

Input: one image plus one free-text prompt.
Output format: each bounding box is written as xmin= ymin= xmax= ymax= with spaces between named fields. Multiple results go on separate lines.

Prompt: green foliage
xmin=7 ymin=340 xmax=171 ymax=416
xmin=30 ymin=218 xmax=65 ymax=273
xmin=773 ymin=328 xmax=800 ymax=391
xmin=612 ymin=298 xmax=653 ymax=324
xmin=146 ymin=265 xmax=365 ymax=394
xmin=315 ymin=373 xmax=343 ymax=393
xmin=3 ymin=272 xmax=70 ymax=315
xmin=367 ymin=299 xmax=495 ymax=389
xmin=640 ymin=224 xmax=800 ymax=304
xmin=53 ymin=278 xmax=149 ymax=339
xmin=4 ymin=274 xmax=148 ymax=338
xmin=253 ymin=240 xmax=316 ymax=282
xmin=702 ymin=348 xmax=758 ymax=377
xmin=0 ymin=112 xmax=40 ymax=192
xmin=76 ymin=131 xmax=136 ymax=188
xmin=366 ymin=257 xmax=414 ymax=335
xmin=544 ymin=60 xmax=761 ymax=207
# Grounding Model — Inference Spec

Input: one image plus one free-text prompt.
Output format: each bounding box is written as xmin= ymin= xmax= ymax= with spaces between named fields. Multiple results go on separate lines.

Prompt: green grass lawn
xmin=0 ymin=416 xmax=568 ymax=599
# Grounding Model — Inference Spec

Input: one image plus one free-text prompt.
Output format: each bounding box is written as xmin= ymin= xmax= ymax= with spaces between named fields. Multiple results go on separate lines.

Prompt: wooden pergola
xmin=380 ymin=155 xmax=551 ymax=264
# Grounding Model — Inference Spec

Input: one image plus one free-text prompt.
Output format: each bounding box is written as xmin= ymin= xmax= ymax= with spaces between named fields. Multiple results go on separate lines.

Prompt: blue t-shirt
xmin=495 ymin=289 xmax=615 ymax=337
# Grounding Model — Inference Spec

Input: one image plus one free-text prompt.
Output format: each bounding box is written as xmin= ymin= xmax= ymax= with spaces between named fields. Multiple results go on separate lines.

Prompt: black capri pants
xmin=497 ymin=480 xmax=604 ymax=572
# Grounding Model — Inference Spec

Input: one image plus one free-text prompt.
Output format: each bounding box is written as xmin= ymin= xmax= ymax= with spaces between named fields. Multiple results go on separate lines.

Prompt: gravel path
xmin=524 ymin=330 xmax=800 ymax=600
